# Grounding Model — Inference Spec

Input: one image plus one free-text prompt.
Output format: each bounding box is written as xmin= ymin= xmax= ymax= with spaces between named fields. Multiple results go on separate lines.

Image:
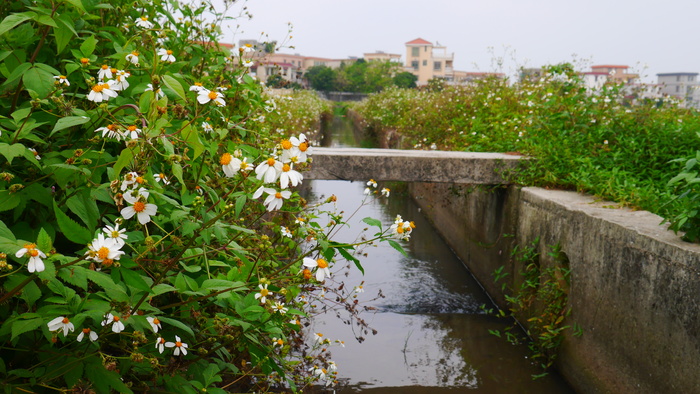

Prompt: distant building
xmin=364 ymin=51 xmax=402 ymax=63
xmin=581 ymin=71 xmax=610 ymax=90
xmin=404 ymin=38 xmax=455 ymax=85
xmin=657 ymin=72 xmax=700 ymax=108
xmin=590 ymin=65 xmax=639 ymax=84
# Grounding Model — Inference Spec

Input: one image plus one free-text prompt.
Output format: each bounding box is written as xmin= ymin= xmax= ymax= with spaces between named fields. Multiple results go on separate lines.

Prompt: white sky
xmin=212 ymin=0 xmax=700 ymax=82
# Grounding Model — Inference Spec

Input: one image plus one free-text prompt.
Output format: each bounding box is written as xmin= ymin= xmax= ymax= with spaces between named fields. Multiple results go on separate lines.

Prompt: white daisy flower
xmin=303 ymin=257 xmax=331 ymax=282
xmin=15 ymin=243 xmax=46 ymax=273
xmin=254 ymin=284 xmax=273 ymax=304
xmin=197 ymin=89 xmax=225 ymax=106
xmin=101 ymin=313 xmax=125 ymax=333
xmin=157 ymin=48 xmax=175 ymax=62
xmin=47 ymin=316 xmax=75 ymax=337
xmin=134 ymin=16 xmax=153 ymax=29
xmin=76 ymin=328 xmax=98 ymax=342
xmin=53 ymin=75 xmax=70 ymax=86
xmin=97 ymin=65 xmax=112 ymax=81
xmin=165 ymin=335 xmax=189 ymax=356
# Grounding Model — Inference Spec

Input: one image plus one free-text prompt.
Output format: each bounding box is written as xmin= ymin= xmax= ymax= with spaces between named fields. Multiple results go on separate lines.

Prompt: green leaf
xmin=23 ymin=66 xmax=54 ymax=98
xmin=162 ymin=75 xmax=186 ymax=101
xmin=0 ymin=142 xmax=26 ymax=164
xmin=387 ymin=239 xmax=408 ymax=256
xmin=52 ymin=200 xmax=92 ymax=244
xmin=201 ymin=363 xmax=222 ymax=386
xmin=64 ymin=359 xmax=83 ymax=388
xmin=113 ymin=146 xmax=139 ymax=179
xmin=58 ymin=266 xmax=88 ymax=290
xmin=80 ymin=35 xmax=97 ymax=57
xmin=0 ymin=12 xmax=36 ymax=37
xmin=66 ymin=190 xmax=99 ymax=231
xmin=11 ymin=314 xmax=43 ymax=341
xmin=33 ymin=14 xmax=57 ymax=28
xmin=11 ymin=108 xmax=31 ymax=123
xmin=118 ymin=267 xmax=152 ymax=294
xmin=50 ymin=116 xmax=89 ymax=136
xmin=158 ymin=316 xmax=195 ymax=338
xmin=336 ymin=245 xmax=364 ymax=275
xmin=235 ymin=195 xmax=246 ymax=218
xmin=0 ymin=220 xmax=15 ymax=240
xmin=36 ymin=227 xmax=52 ymax=253
xmin=64 ymin=0 xmax=85 ymax=12
xmin=181 ymin=125 xmax=204 ymax=159
xmin=171 ymin=162 xmax=184 ymax=186
xmin=362 ymin=217 xmax=383 ymax=229
xmin=85 ymin=361 xmax=133 ymax=394
xmin=0 ymin=190 xmax=21 ymax=212
xmin=201 ymin=279 xmax=245 ymax=292
xmin=2 ymin=62 xmax=31 ymax=89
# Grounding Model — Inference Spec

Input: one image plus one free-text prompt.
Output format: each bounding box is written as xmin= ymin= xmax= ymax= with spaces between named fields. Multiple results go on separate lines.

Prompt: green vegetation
xmin=353 ymin=64 xmax=700 ymax=230
xmin=491 ymin=240 xmax=573 ymax=377
xmin=0 ymin=0 xmax=404 ymax=392
xmin=305 ymin=59 xmax=416 ymax=93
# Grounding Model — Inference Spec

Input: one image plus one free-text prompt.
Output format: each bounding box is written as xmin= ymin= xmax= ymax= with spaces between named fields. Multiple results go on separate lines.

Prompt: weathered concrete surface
xmin=409 ymin=183 xmax=700 ymax=394
xmin=306 ymin=147 xmax=522 ymax=184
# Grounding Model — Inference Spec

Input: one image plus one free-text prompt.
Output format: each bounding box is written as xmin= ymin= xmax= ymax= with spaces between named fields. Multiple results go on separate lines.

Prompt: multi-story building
xmin=404 ymin=38 xmax=455 ymax=85
xmin=364 ymin=51 xmax=402 ymax=63
xmin=590 ymin=65 xmax=639 ymax=84
xmin=657 ymin=72 xmax=700 ymax=108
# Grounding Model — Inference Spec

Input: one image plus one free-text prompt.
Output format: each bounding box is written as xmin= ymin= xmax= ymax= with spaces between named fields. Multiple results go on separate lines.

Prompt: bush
xmin=0 ymin=0 xmax=410 ymax=391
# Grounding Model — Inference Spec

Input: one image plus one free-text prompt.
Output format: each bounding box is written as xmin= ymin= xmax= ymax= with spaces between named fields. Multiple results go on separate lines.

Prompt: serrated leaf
xmin=0 ymin=12 xmax=36 ymax=37
xmin=53 ymin=200 xmax=92 ymax=244
xmin=36 ymin=227 xmax=52 ymax=253
xmin=201 ymin=279 xmax=245 ymax=291
xmin=66 ymin=191 xmax=99 ymax=231
xmin=11 ymin=315 xmax=43 ymax=340
xmin=362 ymin=217 xmax=382 ymax=229
xmin=64 ymin=0 xmax=85 ymax=12
xmin=162 ymin=74 xmax=186 ymax=101
xmin=2 ymin=63 xmax=31 ymax=89
xmin=58 ymin=266 xmax=88 ymax=290
xmin=50 ymin=116 xmax=89 ymax=136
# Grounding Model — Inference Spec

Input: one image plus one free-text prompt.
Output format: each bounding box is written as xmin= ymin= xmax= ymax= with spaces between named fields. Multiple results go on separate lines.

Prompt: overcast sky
xmin=213 ymin=0 xmax=700 ymax=82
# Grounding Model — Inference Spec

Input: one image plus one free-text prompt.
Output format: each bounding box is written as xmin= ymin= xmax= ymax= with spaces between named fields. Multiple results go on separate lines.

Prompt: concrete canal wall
xmin=408 ymin=182 xmax=700 ymax=394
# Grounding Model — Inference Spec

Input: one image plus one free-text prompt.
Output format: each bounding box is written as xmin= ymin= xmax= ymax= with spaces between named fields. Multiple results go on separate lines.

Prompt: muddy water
xmin=303 ymin=114 xmax=574 ymax=393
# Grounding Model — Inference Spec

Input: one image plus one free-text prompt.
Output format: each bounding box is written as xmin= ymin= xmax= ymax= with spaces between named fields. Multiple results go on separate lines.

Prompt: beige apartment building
xmin=590 ymin=65 xmax=639 ymax=84
xmin=405 ymin=38 xmax=455 ymax=85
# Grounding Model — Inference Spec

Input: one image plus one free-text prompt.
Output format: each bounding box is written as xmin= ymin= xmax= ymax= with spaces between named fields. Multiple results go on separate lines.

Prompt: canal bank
xmin=343 ymin=109 xmax=700 ymax=393
xmin=306 ymin=112 xmax=574 ymax=392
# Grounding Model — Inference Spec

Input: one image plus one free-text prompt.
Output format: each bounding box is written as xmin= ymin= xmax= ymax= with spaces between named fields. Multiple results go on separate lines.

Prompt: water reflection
xmin=304 ymin=180 xmax=573 ymax=393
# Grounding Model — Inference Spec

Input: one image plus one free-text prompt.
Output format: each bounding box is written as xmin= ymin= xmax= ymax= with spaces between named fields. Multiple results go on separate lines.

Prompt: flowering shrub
xmin=353 ymin=65 xmax=700 ymax=222
xmin=0 ymin=0 xmax=409 ymax=391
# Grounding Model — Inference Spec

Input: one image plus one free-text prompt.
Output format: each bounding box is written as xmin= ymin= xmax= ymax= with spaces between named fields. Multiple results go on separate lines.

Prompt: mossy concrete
xmin=409 ymin=183 xmax=700 ymax=394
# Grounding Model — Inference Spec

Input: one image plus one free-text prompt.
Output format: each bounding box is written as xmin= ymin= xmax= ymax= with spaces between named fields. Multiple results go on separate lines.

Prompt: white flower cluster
xmin=119 ymin=172 xmax=158 ymax=224
xmin=390 ymin=215 xmax=415 ymax=241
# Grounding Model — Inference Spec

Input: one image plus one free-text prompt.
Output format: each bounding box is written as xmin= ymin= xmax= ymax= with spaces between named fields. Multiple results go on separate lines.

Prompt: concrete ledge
xmin=408 ymin=183 xmax=700 ymax=394
xmin=306 ymin=147 xmax=522 ymax=183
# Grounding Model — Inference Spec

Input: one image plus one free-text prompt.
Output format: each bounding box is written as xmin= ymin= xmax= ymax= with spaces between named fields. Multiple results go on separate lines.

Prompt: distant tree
xmin=304 ymin=65 xmax=337 ymax=92
xmin=393 ymin=72 xmax=418 ymax=88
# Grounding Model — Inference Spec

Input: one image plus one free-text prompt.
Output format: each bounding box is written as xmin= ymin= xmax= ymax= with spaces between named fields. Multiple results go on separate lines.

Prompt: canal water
xmin=303 ymin=113 xmax=574 ymax=393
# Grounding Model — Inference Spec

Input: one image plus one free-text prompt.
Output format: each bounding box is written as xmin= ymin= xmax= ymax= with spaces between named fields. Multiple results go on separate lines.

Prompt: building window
xmin=424 ymin=46 xmax=428 ymax=52
xmin=422 ymin=60 xmax=427 ymax=66
xmin=677 ymin=76 xmax=681 ymax=82
xmin=411 ymin=47 xmax=419 ymax=57
xmin=411 ymin=60 xmax=419 ymax=70
xmin=690 ymin=75 xmax=696 ymax=82
xmin=434 ymin=61 xmax=442 ymax=71
xmin=676 ymin=86 xmax=680 ymax=92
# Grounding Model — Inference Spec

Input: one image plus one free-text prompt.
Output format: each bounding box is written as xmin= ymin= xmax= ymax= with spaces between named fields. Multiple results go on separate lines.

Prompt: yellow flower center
xmin=267 ymin=158 xmax=276 ymax=166
xmin=317 ymin=259 xmax=328 ymax=269
xmin=282 ymin=164 xmax=291 ymax=172
xmin=59 ymin=75 xmax=67 ymax=79
xmin=141 ymin=17 xmax=148 ymax=21
xmin=194 ymin=82 xmax=202 ymax=86
xmin=107 ymin=124 xmax=117 ymax=130
xmin=111 ymin=230 xmax=121 ymax=238
xmin=152 ymin=318 xmax=160 ymax=325
xmin=275 ymin=192 xmax=282 ymax=199
xmin=101 ymin=65 xmax=109 ymax=70
xmin=133 ymin=201 xmax=146 ymax=212
xmin=239 ymin=161 xmax=248 ymax=170
xmin=260 ymin=288 xmax=269 ymax=297
xmin=397 ymin=226 xmax=404 ymax=234
xmin=92 ymin=84 xmax=104 ymax=93
xmin=299 ymin=142 xmax=309 ymax=152
xmin=276 ymin=339 xmax=283 ymax=345
xmin=166 ymin=50 xmax=173 ymax=55
xmin=113 ymin=316 xmax=120 ymax=322
xmin=62 ymin=317 xmax=70 ymax=324
xmin=103 ymin=258 xmax=114 ymax=266
xmin=208 ymin=91 xmax=218 ymax=100
xmin=111 ymin=67 xmax=118 ymax=73
xmin=80 ymin=58 xmax=89 ymax=64
xmin=97 ymin=246 xmax=110 ymax=260
xmin=175 ymin=341 xmax=182 ymax=347
xmin=135 ymin=176 xmax=145 ymax=184
xmin=302 ymin=269 xmax=312 ymax=279
xmin=281 ymin=140 xmax=292 ymax=150
xmin=29 ymin=249 xmax=39 ymax=257
xmin=131 ymin=51 xmax=139 ymax=56
xmin=159 ymin=338 xmax=166 ymax=344
xmin=82 ymin=328 xmax=91 ymax=334
xmin=127 ymin=125 xmax=137 ymax=132
xmin=220 ymin=153 xmax=232 ymax=165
